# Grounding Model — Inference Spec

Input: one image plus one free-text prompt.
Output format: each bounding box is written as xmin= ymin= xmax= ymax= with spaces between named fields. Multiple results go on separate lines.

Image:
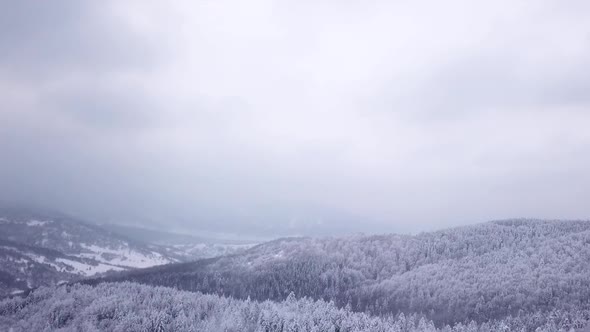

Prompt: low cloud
xmin=1 ymin=0 xmax=589 ymax=237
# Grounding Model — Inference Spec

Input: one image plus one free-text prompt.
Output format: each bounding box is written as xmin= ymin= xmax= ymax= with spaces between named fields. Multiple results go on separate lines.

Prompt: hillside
xmin=0 ymin=207 xmax=175 ymax=267
xmin=2 ymin=282 xmax=589 ymax=332
xmin=0 ymin=206 xmax=262 ymax=297
xmin=94 ymin=219 xmax=590 ymax=326
xmin=100 ymin=223 xmax=256 ymax=261
xmin=0 ymin=206 xmax=177 ymax=296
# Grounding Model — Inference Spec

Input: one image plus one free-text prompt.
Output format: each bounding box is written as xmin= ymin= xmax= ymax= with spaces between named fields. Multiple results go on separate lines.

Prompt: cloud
xmin=44 ymin=81 xmax=161 ymax=131
xmin=0 ymin=0 xmax=589 ymax=237
xmin=0 ymin=0 xmax=158 ymax=79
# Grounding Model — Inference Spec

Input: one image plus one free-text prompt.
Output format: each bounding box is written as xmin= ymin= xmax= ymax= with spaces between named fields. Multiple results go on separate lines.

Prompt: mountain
xmin=0 ymin=205 xmax=260 ymax=297
xmin=100 ymin=223 xmax=256 ymax=261
xmin=3 ymin=218 xmax=590 ymax=331
xmin=99 ymin=223 xmax=252 ymax=245
xmin=94 ymin=219 xmax=590 ymax=327
xmin=0 ymin=206 xmax=177 ymax=296
xmin=0 ymin=238 xmax=125 ymax=294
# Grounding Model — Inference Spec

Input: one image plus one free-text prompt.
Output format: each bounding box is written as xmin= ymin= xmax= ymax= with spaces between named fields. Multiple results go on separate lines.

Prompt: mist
xmin=1 ymin=0 xmax=590 ymax=238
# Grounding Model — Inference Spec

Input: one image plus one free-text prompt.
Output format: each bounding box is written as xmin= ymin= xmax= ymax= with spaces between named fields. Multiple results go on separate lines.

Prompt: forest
xmin=1 ymin=282 xmax=589 ymax=332
xmin=2 ymin=219 xmax=590 ymax=331
xmin=91 ymin=220 xmax=590 ymax=326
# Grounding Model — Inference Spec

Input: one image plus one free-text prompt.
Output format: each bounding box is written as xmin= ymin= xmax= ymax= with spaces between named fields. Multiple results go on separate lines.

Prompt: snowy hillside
xmin=0 ymin=207 xmax=176 ymax=268
xmin=0 ymin=207 xmax=178 ymax=296
xmin=0 ymin=238 xmax=127 ymax=295
xmin=158 ymin=242 xmax=255 ymax=261
xmin=101 ymin=223 xmax=257 ymax=261
xmin=2 ymin=281 xmax=589 ymax=331
xmin=97 ymin=219 xmax=590 ymax=327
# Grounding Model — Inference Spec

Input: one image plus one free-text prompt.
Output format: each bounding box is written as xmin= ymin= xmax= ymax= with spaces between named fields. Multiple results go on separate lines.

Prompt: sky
xmin=1 ymin=0 xmax=589 ymax=238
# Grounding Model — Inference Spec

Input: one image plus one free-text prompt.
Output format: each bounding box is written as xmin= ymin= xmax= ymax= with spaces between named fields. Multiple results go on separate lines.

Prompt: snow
xmin=55 ymin=258 xmax=125 ymax=276
xmin=78 ymin=243 xmax=172 ymax=268
xmin=25 ymin=253 xmax=59 ymax=268
xmin=20 ymin=252 xmax=124 ymax=276
xmin=15 ymin=258 xmax=28 ymax=264
xmin=26 ymin=219 xmax=52 ymax=226
xmin=165 ymin=243 xmax=255 ymax=260
xmin=21 ymin=252 xmax=124 ymax=276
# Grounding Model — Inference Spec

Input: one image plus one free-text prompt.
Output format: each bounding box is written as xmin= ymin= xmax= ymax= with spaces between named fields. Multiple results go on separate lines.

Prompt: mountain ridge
xmin=0 ymin=206 xmax=255 ymax=296
xmin=89 ymin=218 xmax=590 ymax=325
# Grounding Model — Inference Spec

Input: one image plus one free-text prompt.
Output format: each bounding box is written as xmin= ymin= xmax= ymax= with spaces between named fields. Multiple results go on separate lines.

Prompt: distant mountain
xmin=0 ymin=206 xmax=260 ymax=297
xmin=0 ymin=238 xmax=126 ymax=295
xmin=96 ymin=219 xmax=590 ymax=326
xmin=0 ymin=206 xmax=177 ymax=296
xmin=100 ymin=223 xmax=252 ymax=245
xmin=0 ymin=207 xmax=175 ymax=268
xmin=100 ymin=223 xmax=256 ymax=261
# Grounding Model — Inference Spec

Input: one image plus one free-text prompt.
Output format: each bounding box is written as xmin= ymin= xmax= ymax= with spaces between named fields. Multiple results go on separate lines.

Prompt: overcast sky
xmin=1 ymin=0 xmax=589 ymax=238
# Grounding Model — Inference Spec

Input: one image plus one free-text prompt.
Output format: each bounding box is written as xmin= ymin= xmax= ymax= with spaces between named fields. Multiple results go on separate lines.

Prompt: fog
xmin=1 ymin=0 xmax=589 ymax=238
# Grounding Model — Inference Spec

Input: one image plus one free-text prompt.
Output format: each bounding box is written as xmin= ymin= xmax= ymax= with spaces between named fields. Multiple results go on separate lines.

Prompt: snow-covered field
xmin=78 ymin=243 xmax=174 ymax=269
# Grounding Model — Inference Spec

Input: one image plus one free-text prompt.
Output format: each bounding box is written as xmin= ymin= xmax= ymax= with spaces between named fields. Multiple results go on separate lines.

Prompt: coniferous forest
xmin=2 ymin=220 xmax=590 ymax=331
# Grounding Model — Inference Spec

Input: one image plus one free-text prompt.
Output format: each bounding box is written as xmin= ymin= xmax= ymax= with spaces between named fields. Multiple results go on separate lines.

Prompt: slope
xmin=94 ymin=219 xmax=590 ymax=326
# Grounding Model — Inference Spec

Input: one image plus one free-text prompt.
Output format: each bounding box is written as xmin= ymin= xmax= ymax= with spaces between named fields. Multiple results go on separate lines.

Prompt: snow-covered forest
xmin=89 ymin=220 xmax=590 ymax=327
xmin=2 ymin=282 xmax=589 ymax=332
xmin=2 ymin=219 xmax=588 ymax=331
